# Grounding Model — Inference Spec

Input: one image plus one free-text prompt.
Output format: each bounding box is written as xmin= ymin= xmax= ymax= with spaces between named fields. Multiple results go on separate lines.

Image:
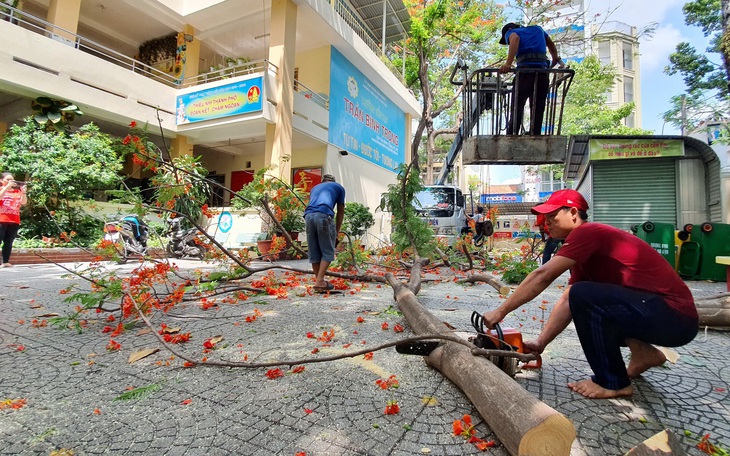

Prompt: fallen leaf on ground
xmin=128 ymin=348 xmax=160 ymax=364
xmin=160 ymin=326 xmax=181 ymax=334
xmin=421 ymin=396 xmax=438 ymax=406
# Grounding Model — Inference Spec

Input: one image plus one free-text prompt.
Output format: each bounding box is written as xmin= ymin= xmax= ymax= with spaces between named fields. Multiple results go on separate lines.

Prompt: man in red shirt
xmin=534 ymin=212 xmax=560 ymax=264
xmin=483 ymin=189 xmax=697 ymax=399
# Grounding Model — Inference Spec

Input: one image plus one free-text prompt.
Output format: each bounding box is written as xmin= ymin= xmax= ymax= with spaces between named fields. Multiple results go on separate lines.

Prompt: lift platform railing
xmin=457 ymin=65 xmax=574 ymax=137
xmin=436 ymin=63 xmax=574 ymax=185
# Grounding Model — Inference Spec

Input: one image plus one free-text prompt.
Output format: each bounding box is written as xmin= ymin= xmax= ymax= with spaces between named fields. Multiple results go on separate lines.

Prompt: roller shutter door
xmin=592 ymin=159 xmax=676 ymax=229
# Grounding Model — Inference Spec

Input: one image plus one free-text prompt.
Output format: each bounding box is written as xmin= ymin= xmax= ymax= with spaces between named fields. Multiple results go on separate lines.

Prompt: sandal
xmin=313 ymin=282 xmax=335 ymax=293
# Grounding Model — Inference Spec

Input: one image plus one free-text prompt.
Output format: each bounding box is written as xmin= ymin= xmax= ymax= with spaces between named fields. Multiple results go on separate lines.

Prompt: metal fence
xmin=454 ymin=65 xmax=575 ymax=138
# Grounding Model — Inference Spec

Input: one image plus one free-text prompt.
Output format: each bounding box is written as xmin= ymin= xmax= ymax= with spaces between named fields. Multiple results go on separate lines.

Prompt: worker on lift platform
xmin=499 ymin=22 xmax=564 ymax=135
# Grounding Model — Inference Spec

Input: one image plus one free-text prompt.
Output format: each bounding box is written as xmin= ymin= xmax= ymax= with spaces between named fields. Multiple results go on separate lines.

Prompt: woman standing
xmin=0 ymin=173 xmax=28 ymax=267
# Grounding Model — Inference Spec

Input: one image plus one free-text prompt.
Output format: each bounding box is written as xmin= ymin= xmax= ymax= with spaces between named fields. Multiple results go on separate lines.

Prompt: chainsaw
xmin=395 ymin=311 xmax=541 ymax=377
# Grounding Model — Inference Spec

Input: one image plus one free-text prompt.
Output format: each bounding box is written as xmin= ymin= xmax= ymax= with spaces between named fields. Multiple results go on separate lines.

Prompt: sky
xmin=484 ymin=0 xmax=714 ymax=185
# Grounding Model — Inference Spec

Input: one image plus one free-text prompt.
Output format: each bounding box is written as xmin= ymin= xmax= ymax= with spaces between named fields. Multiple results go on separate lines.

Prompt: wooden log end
xmin=518 ymin=414 xmax=576 ymax=456
xmin=624 ymin=429 xmax=686 ymax=456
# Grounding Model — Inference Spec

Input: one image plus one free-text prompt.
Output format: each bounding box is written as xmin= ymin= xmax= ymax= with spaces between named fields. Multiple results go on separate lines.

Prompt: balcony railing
xmin=1 ymin=5 xmax=178 ymax=87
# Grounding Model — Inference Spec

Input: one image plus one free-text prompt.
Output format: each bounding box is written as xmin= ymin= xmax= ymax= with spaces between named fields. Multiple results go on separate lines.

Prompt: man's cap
xmin=322 ymin=174 xmax=336 ymax=182
xmin=499 ymin=22 xmax=520 ymax=45
xmin=531 ymin=189 xmax=589 ymax=215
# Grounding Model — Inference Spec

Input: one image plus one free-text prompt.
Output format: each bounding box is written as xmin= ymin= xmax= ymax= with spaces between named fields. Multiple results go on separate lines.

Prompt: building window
xmin=623 ymin=76 xmax=634 ymax=103
xmin=598 ymin=41 xmax=610 ymax=65
xmin=622 ymin=42 xmax=633 ymax=70
xmin=625 ymin=113 xmax=635 ymax=128
xmin=606 ymin=88 xmax=614 ymax=102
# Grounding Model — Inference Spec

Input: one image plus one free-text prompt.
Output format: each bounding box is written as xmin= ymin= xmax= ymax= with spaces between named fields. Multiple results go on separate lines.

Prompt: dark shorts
xmin=305 ymin=212 xmax=336 ymax=263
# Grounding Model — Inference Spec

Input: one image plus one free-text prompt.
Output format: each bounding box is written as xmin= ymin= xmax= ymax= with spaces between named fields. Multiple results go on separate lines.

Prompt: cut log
xmin=624 ymin=429 xmax=685 ymax=455
xmin=386 ymin=272 xmax=575 ymax=456
xmin=695 ymin=295 xmax=730 ymax=326
xmin=462 ymin=273 xmax=511 ymax=295
xmin=697 ymin=307 xmax=730 ymax=327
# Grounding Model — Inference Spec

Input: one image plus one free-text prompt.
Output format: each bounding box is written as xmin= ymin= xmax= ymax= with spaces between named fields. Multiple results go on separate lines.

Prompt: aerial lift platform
xmin=436 ymin=61 xmax=575 ymax=185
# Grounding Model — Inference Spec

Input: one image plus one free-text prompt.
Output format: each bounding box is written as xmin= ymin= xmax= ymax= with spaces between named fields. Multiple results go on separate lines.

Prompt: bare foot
xmin=568 ymin=379 xmax=633 ymax=399
xmin=626 ymin=340 xmax=666 ymax=378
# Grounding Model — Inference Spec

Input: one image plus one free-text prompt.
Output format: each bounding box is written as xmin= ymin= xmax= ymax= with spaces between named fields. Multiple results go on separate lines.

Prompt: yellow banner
xmin=589 ymin=139 xmax=684 ymax=160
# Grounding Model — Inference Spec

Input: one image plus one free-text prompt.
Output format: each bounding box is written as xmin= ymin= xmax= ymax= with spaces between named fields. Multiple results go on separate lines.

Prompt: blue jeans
xmin=305 ymin=212 xmax=336 ymax=263
xmin=569 ymin=282 xmax=697 ymax=390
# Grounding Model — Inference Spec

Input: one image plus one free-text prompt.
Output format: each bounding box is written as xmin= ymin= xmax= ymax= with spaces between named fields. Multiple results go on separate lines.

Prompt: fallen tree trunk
xmin=461 ymin=273 xmax=511 ymax=295
xmin=696 ymin=295 xmax=730 ymax=327
xmin=386 ymin=272 xmax=575 ymax=456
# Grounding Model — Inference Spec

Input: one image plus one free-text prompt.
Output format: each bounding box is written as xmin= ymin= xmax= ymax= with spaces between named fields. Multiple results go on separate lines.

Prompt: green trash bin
xmin=632 ymin=221 xmax=675 ymax=267
xmin=689 ymin=222 xmax=730 ymax=282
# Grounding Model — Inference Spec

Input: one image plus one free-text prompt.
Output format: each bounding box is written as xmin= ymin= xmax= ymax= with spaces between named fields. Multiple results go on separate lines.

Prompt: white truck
xmin=414 ymin=185 xmax=468 ymax=245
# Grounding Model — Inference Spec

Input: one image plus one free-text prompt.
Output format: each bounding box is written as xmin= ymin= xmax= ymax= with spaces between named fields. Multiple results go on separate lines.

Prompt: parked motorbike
xmin=462 ymin=220 xmax=493 ymax=247
xmin=103 ymin=215 xmax=149 ymax=263
xmin=164 ymin=216 xmax=205 ymax=259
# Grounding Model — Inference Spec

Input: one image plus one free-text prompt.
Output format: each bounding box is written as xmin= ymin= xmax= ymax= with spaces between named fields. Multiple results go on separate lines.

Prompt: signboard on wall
xmin=293 ymin=168 xmax=322 ymax=193
xmin=328 ymin=47 xmax=406 ymax=172
xmin=176 ymin=77 xmax=264 ymax=125
xmin=589 ymin=139 xmax=685 ymax=160
xmin=493 ymin=217 xmax=539 ymax=239
xmin=481 ymin=193 xmax=523 ymax=203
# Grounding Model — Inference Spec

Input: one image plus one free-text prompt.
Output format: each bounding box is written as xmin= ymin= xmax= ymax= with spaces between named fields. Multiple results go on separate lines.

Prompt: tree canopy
xmin=663 ymin=0 xmax=730 ymax=135
xmin=562 ymin=56 xmax=650 ymax=135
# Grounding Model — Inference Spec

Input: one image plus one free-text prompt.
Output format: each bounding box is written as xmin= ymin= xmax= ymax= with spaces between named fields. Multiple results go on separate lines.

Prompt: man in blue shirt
xmin=304 ymin=174 xmax=345 ymax=292
xmin=499 ymin=23 xmax=562 ymax=135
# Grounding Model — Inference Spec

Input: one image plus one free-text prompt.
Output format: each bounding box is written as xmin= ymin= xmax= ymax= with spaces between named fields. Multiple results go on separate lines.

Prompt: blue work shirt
xmin=505 ymin=25 xmax=550 ymax=68
xmin=304 ymin=182 xmax=346 ymax=217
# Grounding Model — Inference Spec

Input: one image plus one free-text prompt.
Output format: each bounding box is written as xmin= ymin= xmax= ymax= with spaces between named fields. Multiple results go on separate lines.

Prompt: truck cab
xmin=414 ymin=185 xmax=467 ymax=245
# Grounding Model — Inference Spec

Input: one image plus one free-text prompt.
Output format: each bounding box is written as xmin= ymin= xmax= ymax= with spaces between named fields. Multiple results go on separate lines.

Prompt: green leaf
xmin=113 ymin=383 xmax=162 ymax=401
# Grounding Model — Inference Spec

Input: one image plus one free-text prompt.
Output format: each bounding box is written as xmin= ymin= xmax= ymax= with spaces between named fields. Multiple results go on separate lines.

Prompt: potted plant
xmin=232 ymin=167 xmax=308 ymax=258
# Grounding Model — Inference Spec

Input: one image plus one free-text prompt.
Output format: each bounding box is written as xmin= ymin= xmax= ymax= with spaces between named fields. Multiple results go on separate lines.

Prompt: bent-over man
xmin=304 ymin=174 xmax=345 ymax=292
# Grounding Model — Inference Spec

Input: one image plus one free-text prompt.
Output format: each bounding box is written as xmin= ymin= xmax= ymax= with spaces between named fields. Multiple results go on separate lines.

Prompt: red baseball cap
xmin=531 ymin=189 xmax=589 ymax=215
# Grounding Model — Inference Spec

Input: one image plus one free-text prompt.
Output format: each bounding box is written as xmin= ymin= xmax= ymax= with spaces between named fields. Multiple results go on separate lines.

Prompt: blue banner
xmin=176 ymin=77 xmax=263 ymax=125
xmin=328 ymin=47 xmax=406 ymax=172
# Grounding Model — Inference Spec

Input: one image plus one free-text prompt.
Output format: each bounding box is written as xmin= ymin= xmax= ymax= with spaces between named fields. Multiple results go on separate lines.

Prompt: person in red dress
xmin=483 ymin=189 xmax=697 ymax=399
xmin=0 ymin=173 xmax=28 ymax=267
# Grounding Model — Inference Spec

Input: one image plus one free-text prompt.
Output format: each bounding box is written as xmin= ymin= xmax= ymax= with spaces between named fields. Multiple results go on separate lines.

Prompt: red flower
xmin=363 ymin=352 xmax=374 ymax=361
xmin=181 ymin=398 xmax=192 ymax=405
xmin=306 ymin=332 xmax=315 ymax=339
xmin=356 ymin=316 xmax=365 ymax=323
xmin=304 ymin=408 xmax=313 ymax=414
xmin=101 ymin=326 xmax=113 ymax=333
xmin=129 ymin=121 xmax=137 ymax=128
xmin=291 ymin=365 xmax=305 ymax=374
xmin=203 ymin=339 xmax=215 ymax=349
xmin=393 ymin=323 xmax=404 ymax=333
xmin=265 ymin=368 xmax=285 ymax=380
xmin=381 ymin=322 xmax=389 ymax=330
xmin=384 ymin=401 xmax=400 ymax=415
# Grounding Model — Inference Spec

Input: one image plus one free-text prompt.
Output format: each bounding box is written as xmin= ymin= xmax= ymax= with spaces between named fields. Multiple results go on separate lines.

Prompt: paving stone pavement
xmin=0 ymin=259 xmax=727 ymax=456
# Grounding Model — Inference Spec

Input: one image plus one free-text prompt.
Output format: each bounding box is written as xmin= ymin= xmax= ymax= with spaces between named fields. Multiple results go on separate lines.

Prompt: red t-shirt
xmin=0 ymin=188 xmax=23 ymax=225
xmin=556 ymin=222 xmax=696 ymax=318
